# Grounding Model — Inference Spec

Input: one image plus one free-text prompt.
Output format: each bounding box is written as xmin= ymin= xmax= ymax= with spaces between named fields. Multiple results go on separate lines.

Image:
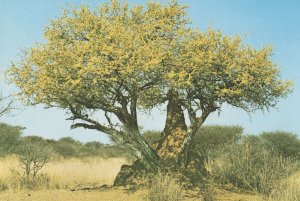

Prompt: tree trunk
xmin=113 ymin=90 xmax=211 ymax=187
xmin=113 ymin=127 xmax=161 ymax=187
xmin=155 ymin=89 xmax=210 ymax=175
xmin=121 ymin=126 xmax=161 ymax=169
xmin=176 ymin=131 xmax=196 ymax=169
xmin=156 ymin=90 xmax=188 ymax=159
xmin=176 ymin=115 xmax=208 ymax=170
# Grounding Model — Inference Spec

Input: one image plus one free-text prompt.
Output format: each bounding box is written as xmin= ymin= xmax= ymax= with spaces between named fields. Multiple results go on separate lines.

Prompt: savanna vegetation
xmin=0 ymin=122 xmax=299 ymax=200
xmin=0 ymin=123 xmax=130 ymax=159
xmin=1 ymin=0 xmax=299 ymax=200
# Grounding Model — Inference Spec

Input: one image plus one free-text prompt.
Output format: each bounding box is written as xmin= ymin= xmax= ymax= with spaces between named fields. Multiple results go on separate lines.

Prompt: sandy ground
xmin=0 ymin=189 xmax=263 ymax=201
xmin=215 ymin=190 xmax=263 ymax=201
xmin=0 ymin=189 xmax=148 ymax=201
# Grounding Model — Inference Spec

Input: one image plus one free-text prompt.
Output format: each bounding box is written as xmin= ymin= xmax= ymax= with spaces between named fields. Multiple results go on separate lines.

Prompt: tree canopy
xmin=8 ymin=0 xmax=292 ymax=169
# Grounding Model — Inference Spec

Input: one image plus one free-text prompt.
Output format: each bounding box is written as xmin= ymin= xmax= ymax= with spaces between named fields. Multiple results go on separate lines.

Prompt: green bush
xmin=194 ymin=125 xmax=243 ymax=163
xmin=0 ymin=123 xmax=23 ymax=156
xmin=260 ymin=131 xmax=300 ymax=159
xmin=85 ymin=141 xmax=104 ymax=149
xmin=51 ymin=137 xmax=131 ymax=159
xmin=51 ymin=137 xmax=82 ymax=158
xmin=195 ymin=125 xmax=243 ymax=146
xmin=143 ymin=130 xmax=161 ymax=146
xmin=20 ymin=136 xmax=49 ymax=148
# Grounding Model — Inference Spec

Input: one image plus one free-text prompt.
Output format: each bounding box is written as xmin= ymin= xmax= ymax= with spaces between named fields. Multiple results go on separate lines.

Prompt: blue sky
xmin=0 ymin=0 xmax=299 ymax=143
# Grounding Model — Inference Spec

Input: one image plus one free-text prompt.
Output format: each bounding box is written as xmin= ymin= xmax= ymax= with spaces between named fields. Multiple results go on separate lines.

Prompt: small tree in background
xmin=18 ymin=144 xmax=49 ymax=180
xmin=14 ymin=138 xmax=51 ymax=188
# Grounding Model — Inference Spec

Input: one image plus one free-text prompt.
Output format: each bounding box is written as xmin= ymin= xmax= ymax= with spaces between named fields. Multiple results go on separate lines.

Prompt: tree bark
xmin=123 ymin=126 xmax=161 ymax=170
xmin=113 ymin=127 xmax=162 ymax=187
xmin=176 ymin=113 xmax=210 ymax=169
xmin=113 ymin=127 xmax=161 ymax=187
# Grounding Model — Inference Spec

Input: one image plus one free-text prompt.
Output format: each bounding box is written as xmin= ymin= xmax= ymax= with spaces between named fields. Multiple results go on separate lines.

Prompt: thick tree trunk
xmin=156 ymin=90 xmax=188 ymax=159
xmin=155 ymin=89 xmax=210 ymax=174
xmin=113 ymin=127 xmax=161 ymax=187
xmin=129 ymin=127 xmax=161 ymax=169
xmin=113 ymin=91 xmax=211 ymax=187
xmin=121 ymin=126 xmax=161 ymax=170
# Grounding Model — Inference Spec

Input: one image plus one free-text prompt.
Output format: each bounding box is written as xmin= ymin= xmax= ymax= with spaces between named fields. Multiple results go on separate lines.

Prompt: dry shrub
xmin=148 ymin=172 xmax=184 ymax=201
xmin=1 ymin=141 xmax=52 ymax=190
xmin=8 ymin=172 xmax=50 ymax=190
xmin=0 ymin=153 xmax=50 ymax=190
xmin=268 ymin=171 xmax=300 ymax=201
xmin=211 ymin=137 xmax=297 ymax=196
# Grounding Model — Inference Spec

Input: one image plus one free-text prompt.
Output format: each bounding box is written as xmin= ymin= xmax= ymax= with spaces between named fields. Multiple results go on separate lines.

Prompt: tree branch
xmin=0 ymin=95 xmax=13 ymax=117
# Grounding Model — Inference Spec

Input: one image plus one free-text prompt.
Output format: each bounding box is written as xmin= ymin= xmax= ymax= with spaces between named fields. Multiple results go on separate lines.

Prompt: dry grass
xmin=268 ymin=171 xmax=300 ymax=201
xmin=211 ymin=142 xmax=297 ymax=196
xmin=42 ymin=157 xmax=126 ymax=188
xmin=0 ymin=155 xmax=18 ymax=190
xmin=0 ymin=155 xmax=126 ymax=190
xmin=1 ymin=155 xmax=299 ymax=201
xmin=148 ymin=172 xmax=184 ymax=201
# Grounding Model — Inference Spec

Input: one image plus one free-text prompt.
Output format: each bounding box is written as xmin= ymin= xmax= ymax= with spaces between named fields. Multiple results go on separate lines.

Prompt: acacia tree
xmin=8 ymin=1 xmax=291 ymax=172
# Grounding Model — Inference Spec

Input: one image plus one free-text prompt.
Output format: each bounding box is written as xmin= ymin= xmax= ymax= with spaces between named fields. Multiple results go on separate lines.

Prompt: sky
xmin=0 ymin=0 xmax=299 ymax=143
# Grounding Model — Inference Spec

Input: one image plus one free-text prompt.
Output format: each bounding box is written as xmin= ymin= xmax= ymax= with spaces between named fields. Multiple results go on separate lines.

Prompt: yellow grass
xmin=0 ymin=155 xmax=18 ymax=186
xmin=268 ymin=171 xmax=300 ymax=201
xmin=43 ymin=157 xmax=126 ymax=188
xmin=1 ymin=155 xmax=299 ymax=201
xmin=0 ymin=155 xmax=127 ymax=189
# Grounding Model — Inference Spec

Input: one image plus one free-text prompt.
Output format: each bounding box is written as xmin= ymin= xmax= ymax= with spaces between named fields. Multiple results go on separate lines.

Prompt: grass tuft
xmin=148 ymin=172 xmax=184 ymax=201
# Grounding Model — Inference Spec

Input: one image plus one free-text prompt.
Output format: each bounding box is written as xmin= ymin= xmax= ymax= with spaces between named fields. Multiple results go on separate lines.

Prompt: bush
xmin=194 ymin=125 xmax=243 ymax=164
xmin=52 ymin=137 xmax=82 ymax=158
xmin=143 ymin=130 xmax=161 ymax=146
xmin=211 ymin=136 xmax=297 ymax=196
xmin=0 ymin=123 xmax=23 ymax=156
xmin=195 ymin=125 xmax=243 ymax=146
xmin=148 ymin=172 xmax=183 ymax=201
xmin=260 ymin=131 xmax=300 ymax=159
